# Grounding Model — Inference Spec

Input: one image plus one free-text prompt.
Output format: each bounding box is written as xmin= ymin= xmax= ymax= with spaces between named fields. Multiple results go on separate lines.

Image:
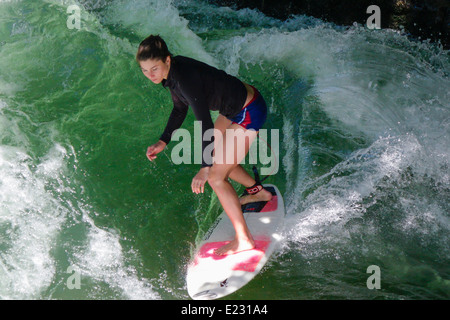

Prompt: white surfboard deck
xmin=186 ymin=184 xmax=285 ymax=300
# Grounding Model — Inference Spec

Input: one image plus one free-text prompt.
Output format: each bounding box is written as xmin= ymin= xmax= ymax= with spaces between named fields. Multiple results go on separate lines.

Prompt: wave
xmin=0 ymin=0 xmax=448 ymax=299
xmin=0 ymin=1 xmax=160 ymax=299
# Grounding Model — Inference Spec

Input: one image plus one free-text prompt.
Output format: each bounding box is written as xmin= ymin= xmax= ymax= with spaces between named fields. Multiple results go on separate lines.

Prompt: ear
xmin=165 ymin=55 xmax=171 ymax=66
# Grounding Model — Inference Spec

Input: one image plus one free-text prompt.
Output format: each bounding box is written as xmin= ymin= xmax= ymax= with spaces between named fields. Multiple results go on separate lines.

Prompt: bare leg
xmin=213 ymin=115 xmax=272 ymax=206
xmin=208 ymin=123 xmax=257 ymax=255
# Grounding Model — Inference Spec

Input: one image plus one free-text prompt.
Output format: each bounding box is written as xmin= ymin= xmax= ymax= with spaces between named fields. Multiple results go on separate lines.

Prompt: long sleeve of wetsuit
xmin=159 ymin=90 xmax=188 ymax=146
xmin=159 ymin=87 xmax=214 ymax=167
xmin=176 ymin=76 xmax=215 ymax=168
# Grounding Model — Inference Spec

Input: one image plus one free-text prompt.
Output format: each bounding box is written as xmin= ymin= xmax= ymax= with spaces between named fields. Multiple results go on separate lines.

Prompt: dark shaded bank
xmin=208 ymin=0 xmax=449 ymax=49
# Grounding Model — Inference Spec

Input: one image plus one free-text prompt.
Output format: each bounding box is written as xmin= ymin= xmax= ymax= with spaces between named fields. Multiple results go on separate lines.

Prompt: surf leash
xmin=243 ymin=165 xmax=271 ymax=195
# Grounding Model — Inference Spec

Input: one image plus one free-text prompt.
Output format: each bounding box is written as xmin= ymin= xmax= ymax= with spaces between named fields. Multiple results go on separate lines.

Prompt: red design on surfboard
xmin=194 ymin=239 xmax=271 ymax=272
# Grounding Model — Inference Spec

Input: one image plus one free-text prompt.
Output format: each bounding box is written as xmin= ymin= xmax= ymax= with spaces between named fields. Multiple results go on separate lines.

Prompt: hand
xmin=191 ymin=166 xmax=210 ymax=194
xmin=146 ymin=140 xmax=167 ymax=162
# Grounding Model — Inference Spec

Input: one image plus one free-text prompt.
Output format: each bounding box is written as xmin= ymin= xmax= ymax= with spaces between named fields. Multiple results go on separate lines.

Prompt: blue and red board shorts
xmin=227 ymin=85 xmax=267 ymax=131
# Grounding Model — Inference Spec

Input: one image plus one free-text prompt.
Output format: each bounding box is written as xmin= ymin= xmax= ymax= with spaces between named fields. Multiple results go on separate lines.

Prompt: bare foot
xmin=239 ymin=188 xmax=273 ymax=206
xmin=215 ymin=238 xmax=255 ymax=256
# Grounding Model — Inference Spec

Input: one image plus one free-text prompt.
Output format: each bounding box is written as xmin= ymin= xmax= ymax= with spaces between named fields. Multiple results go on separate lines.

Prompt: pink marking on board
xmin=260 ymin=195 xmax=278 ymax=212
xmin=194 ymin=239 xmax=271 ymax=272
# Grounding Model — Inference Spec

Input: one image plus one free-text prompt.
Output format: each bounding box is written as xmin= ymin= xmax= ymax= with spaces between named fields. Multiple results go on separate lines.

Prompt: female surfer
xmin=136 ymin=35 xmax=272 ymax=255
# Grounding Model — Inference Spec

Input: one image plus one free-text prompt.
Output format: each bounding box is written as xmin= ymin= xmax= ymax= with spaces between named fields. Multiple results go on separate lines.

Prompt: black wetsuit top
xmin=159 ymin=55 xmax=248 ymax=167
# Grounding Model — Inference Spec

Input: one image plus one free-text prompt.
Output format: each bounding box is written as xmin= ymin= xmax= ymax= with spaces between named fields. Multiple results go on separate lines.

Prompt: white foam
xmin=71 ymin=212 xmax=160 ymax=300
xmin=0 ymin=140 xmax=159 ymax=299
xmin=283 ymin=132 xmax=449 ymax=257
xmin=0 ymin=98 xmax=158 ymax=298
xmin=101 ymin=0 xmax=215 ymax=66
xmin=0 ymin=143 xmax=68 ymax=299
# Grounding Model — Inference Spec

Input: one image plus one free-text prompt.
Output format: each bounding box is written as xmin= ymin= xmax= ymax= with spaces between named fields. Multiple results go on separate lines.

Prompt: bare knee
xmin=207 ymin=167 xmax=227 ymax=189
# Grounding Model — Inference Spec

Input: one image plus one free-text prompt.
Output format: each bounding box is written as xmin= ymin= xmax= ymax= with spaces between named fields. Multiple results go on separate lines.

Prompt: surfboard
xmin=186 ymin=184 xmax=285 ymax=300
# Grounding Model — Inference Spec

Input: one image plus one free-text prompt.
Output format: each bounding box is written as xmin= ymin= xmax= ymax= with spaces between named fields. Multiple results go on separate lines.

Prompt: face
xmin=139 ymin=57 xmax=171 ymax=84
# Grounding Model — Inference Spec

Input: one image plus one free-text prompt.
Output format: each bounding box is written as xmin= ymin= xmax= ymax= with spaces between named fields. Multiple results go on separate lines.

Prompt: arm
xmin=178 ymin=84 xmax=215 ymax=194
xmin=178 ymin=83 xmax=214 ymax=168
xmin=159 ymin=90 xmax=189 ymax=145
xmin=147 ymin=90 xmax=188 ymax=162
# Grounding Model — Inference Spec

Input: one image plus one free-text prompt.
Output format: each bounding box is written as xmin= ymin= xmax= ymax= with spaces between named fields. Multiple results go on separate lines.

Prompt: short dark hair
xmin=136 ymin=34 xmax=172 ymax=62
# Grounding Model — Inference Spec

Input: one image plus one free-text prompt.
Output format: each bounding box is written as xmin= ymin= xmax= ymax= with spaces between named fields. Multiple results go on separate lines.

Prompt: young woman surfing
xmin=136 ymin=35 xmax=272 ymax=255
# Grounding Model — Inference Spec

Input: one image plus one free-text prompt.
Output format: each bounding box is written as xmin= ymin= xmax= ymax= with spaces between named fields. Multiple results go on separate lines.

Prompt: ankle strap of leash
xmin=244 ymin=166 xmax=269 ymax=195
xmin=245 ymin=183 xmax=264 ymax=195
